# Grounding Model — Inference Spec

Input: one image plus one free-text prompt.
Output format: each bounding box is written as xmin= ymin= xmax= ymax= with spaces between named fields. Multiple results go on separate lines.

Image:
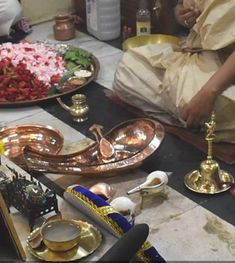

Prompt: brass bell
xmin=184 ymin=112 xmax=234 ymax=194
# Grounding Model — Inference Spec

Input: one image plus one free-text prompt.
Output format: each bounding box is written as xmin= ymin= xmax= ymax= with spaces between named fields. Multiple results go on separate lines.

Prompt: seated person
xmin=0 ymin=0 xmax=31 ymax=43
xmin=113 ymin=0 xmax=235 ymax=143
xmin=0 ymin=0 xmax=23 ymax=37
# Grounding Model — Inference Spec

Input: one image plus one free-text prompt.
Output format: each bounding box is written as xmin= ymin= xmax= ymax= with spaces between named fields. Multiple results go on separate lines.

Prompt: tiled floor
xmin=2 ymin=21 xmax=235 ymax=261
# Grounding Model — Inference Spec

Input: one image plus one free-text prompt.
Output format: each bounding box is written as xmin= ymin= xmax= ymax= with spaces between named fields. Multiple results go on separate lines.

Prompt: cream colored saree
xmin=113 ymin=0 xmax=235 ymax=143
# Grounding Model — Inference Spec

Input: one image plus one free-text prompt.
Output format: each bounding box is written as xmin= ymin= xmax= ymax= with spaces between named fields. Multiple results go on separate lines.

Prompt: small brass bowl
xmin=40 ymin=219 xmax=81 ymax=252
xmin=122 ymin=34 xmax=181 ymax=51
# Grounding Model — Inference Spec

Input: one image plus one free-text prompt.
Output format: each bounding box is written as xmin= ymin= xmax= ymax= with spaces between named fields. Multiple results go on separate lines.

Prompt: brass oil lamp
xmin=184 ymin=112 xmax=234 ymax=194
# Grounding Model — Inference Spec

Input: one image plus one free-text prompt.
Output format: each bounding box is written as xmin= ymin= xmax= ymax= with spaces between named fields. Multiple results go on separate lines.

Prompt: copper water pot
xmin=53 ymin=14 xmax=75 ymax=41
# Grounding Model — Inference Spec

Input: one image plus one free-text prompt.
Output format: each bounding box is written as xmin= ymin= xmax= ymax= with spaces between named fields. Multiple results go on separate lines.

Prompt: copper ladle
xmin=89 ymin=124 xmax=116 ymax=161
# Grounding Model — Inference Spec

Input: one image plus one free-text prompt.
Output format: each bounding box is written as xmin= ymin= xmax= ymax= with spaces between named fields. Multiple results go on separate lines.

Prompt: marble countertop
xmin=1 ymin=21 xmax=235 ymax=262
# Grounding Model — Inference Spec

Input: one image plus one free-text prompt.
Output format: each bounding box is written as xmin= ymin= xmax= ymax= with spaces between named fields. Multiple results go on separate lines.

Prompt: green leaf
xmin=63 ymin=47 xmax=93 ymax=70
xmin=47 ymin=85 xmax=59 ymax=96
xmin=67 ymin=61 xmax=77 ymax=71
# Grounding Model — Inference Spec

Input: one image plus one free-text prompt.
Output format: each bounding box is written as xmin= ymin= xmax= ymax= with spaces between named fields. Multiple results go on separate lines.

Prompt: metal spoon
xmin=89 ymin=124 xmax=115 ymax=160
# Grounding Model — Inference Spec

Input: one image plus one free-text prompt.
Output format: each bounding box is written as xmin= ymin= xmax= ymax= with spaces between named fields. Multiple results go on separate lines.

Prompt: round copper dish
xmin=0 ymin=46 xmax=100 ymax=108
xmin=0 ymin=124 xmax=64 ymax=167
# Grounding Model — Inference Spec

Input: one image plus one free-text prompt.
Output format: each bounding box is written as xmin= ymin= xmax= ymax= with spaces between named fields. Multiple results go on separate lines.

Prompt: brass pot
xmin=40 ymin=219 xmax=81 ymax=252
xmin=53 ymin=14 xmax=75 ymax=41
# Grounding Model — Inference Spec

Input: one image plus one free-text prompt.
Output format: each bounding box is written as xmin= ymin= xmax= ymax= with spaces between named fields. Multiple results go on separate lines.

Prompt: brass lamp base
xmin=185 ymin=112 xmax=234 ymax=194
xmin=184 ymin=159 xmax=234 ymax=194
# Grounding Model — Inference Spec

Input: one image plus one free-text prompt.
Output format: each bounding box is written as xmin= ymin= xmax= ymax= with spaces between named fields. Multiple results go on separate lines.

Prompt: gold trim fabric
xmin=65 ymin=187 xmax=152 ymax=263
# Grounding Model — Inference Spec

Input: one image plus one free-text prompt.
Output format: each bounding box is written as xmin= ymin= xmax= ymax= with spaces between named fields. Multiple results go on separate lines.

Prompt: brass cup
xmin=40 ymin=219 xmax=81 ymax=252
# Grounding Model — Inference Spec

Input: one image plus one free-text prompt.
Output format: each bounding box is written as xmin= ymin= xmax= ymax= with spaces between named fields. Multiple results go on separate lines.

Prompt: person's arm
xmin=174 ymin=1 xmax=200 ymax=28
xmin=181 ymin=50 xmax=235 ymax=128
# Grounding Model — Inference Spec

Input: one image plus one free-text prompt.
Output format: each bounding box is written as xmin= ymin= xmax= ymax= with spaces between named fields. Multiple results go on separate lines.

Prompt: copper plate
xmin=26 ymin=220 xmax=102 ymax=262
xmin=23 ymin=118 xmax=165 ymax=176
xmin=0 ymin=124 xmax=64 ymax=167
xmin=0 ymin=46 xmax=100 ymax=108
xmin=122 ymin=34 xmax=181 ymax=51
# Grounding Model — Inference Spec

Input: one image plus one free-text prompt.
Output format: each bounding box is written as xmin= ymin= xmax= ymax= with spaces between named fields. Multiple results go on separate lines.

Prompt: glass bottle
xmin=136 ymin=0 xmax=151 ymax=36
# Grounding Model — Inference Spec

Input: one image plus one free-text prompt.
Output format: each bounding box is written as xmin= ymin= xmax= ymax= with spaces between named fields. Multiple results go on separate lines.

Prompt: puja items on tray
xmin=27 ymin=217 xmax=102 ymax=262
xmin=23 ymin=118 xmax=165 ymax=176
xmin=64 ymin=184 xmax=166 ymax=262
xmin=0 ymin=42 xmax=99 ymax=105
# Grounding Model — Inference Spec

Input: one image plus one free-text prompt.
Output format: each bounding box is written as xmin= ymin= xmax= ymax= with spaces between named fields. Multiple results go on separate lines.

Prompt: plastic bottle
xmin=86 ymin=0 xmax=120 ymax=41
xmin=136 ymin=0 xmax=151 ymax=36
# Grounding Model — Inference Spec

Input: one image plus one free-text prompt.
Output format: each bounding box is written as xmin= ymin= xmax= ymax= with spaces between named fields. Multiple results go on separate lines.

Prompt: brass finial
xmin=184 ymin=112 xmax=234 ymax=194
xmin=205 ymin=111 xmax=216 ymax=161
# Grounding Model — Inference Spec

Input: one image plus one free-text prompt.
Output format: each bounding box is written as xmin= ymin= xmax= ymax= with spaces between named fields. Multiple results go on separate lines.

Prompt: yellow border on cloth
xmin=66 ymin=187 xmax=152 ymax=263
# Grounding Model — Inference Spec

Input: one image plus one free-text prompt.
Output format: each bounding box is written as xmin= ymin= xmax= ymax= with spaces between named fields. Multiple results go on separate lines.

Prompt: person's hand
xmin=181 ymin=87 xmax=218 ymax=129
xmin=174 ymin=3 xmax=201 ymax=28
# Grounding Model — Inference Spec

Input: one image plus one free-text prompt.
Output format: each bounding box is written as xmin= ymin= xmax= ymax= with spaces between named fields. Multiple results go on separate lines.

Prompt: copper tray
xmin=23 ymin=118 xmax=164 ymax=176
xmin=122 ymin=34 xmax=181 ymax=51
xmin=0 ymin=45 xmax=100 ymax=108
xmin=0 ymin=124 xmax=64 ymax=167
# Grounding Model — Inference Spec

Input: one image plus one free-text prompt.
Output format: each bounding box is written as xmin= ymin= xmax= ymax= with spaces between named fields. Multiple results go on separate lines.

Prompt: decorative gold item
xmin=122 ymin=34 xmax=181 ymax=51
xmin=57 ymin=94 xmax=89 ymax=122
xmin=27 ymin=220 xmax=102 ymax=262
xmin=0 ymin=124 xmax=64 ymax=167
xmin=23 ymin=118 xmax=165 ymax=176
xmin=40 ymin=219 xmax=81 ymax=252
xmin=184 ymin=112 xmax=234 ymax=194
xmin=53 ymin=14 xmax=75 ymax=41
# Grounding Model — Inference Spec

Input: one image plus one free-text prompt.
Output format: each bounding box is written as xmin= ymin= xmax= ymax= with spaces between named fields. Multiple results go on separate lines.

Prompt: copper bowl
xmin=23 ymin=118 xmax=165 ymax=176
xmin=122 ymin=34 xmax=181 ymax=51
xmin=40 ymin=219 xmax=81 ymax=252
xmin=0 ymin=124 xmax=64 ymax=167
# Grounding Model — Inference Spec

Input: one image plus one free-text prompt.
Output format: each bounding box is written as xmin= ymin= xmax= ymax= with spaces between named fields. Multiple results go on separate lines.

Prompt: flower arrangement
xmin=0 ymin=42 xmax=94 ymax=103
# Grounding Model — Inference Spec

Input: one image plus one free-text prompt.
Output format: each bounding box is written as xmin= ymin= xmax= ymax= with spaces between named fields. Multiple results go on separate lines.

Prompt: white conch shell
xmin=127 ymin=170 xmax=170 ymax=195
xmin=110 ymin=196 xmax=136 ymax=215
